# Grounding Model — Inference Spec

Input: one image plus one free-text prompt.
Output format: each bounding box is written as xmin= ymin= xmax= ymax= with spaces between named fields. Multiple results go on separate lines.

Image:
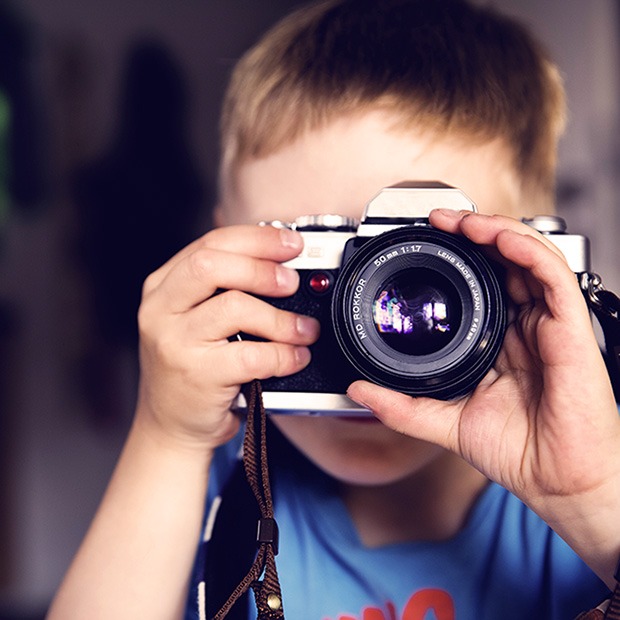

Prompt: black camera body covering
xmin=247 ymin=181 xmax=590 ymax=416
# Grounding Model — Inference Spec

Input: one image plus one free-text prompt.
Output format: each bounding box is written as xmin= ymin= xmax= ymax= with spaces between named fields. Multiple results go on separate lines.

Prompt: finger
xmin=494 ymin=229 xmax=588 ymax=323
xmin=145 ymin=225 xmax=304 ymax=291
xmin=213 ymin=340 xmax=312 ymax=386
xmin=430 ymin=210 xmax=567 ymax=262
xmin=496 ymin=230 xmax=605 ymax=386
xmin=145 ymin=247 xmax=300 ymax=315
xmin=504 ymin=268 xmax=536 ymax=306
xmin=430 ymin=210 xmax=574 ymax=305
xmin=346 ymin=380 xmax=463 ymax=451
xmin=186 ymin=290 xmax=320 ymax=344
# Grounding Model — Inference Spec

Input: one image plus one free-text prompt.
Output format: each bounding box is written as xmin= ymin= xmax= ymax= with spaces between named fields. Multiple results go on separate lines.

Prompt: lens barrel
xmin=331 ymin=226 xmax=506 ymax=400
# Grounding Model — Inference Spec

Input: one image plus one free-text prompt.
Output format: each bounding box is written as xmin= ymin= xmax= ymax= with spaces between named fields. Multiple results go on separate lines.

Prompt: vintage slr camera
xmin=250 ymin=181 xmax=590 ymax=415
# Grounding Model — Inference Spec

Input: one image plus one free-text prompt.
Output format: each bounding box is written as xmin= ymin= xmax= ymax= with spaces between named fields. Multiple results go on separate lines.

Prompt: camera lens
xmin=372 ymin=269 xmax=462 ymax=356
xmin=332 ymin=226 xmax=506 ymax=400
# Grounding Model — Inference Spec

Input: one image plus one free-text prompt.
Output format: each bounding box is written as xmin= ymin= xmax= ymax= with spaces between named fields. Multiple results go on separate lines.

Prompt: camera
xmin=245 ymin=181 xmax=590 ymax=415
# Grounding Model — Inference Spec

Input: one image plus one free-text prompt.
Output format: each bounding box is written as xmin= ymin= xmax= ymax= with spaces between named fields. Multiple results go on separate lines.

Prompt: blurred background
xmin=0 ymin=1 xmax=618 ymax=618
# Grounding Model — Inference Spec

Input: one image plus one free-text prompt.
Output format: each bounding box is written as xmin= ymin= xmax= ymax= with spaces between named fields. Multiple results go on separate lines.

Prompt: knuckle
xmin=137 ymin=310 xmax=184 ymax=370
xmin=256 ymin=260 xmax=287 ymax=293
xmin=277 ymin=310 xmax=300 ymax=340
xmin=237 ymin=343 xmax=264 ymax=374
xmin=271 ymin=344 xmax=301 ymax=378
xmin=198 ymin=228 xmax=217 ymax=246
xmin=247 ymin=258 xmax=272 ymax=290
xmin=187 ymin=248 xmax=216 ymax=280
xmin=141 ymin=271 xmax=159 ymax=296
xmin=192 ymin=228 xmax=221 ymax=253
xmin=217 ymin=289 xmax=246 ymax=315
xmin=235 ymin=342 xmax=295 ymax=380
xmin=137 ymin=299 xmax=156 ymax=338
xmin=149 ymin=331 xmax=186 ymax=370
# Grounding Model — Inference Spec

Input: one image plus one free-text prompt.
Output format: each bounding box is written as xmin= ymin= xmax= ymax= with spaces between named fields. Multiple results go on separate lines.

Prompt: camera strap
xmin=208 ymin=379 xmax=285 ymax=620
xmin=579 ymin=272 xmax=620 ymax=402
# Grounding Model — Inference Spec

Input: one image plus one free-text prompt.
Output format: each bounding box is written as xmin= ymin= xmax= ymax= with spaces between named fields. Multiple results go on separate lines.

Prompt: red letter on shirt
xmin=402 ymin=589 xmax=455 ymax=620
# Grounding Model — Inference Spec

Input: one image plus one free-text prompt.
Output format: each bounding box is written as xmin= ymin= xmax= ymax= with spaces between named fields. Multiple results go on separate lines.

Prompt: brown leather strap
xmin=605 ymin=581 xmax=620 ymax=620
xmin=211 ymin=380 xmax=284 ymax=620
xmin=243 ymin=379 xmax=284 ymax=619
xmin=578 ymin=563 xmax=620 ymax=620
xmin=576 ymin=610 xmax=605 ymax=620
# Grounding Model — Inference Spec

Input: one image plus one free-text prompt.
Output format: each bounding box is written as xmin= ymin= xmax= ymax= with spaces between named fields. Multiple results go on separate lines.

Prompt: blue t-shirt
xmin=186 ymin=431 xmax=609 ymax=620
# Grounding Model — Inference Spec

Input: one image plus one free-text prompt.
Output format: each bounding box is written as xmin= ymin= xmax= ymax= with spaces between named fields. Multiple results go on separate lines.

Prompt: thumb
xmin=346 ymin=380 xmax=462 ymax=451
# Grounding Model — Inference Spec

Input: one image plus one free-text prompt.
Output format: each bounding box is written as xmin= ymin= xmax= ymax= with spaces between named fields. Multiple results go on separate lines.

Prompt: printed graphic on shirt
xmin=325 ymin=588 xmax=455 ymax=620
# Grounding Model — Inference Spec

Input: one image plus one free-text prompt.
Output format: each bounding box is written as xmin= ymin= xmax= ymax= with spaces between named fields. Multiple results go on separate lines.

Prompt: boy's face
xmin=218 ymin=109 xmax=538 ymax=486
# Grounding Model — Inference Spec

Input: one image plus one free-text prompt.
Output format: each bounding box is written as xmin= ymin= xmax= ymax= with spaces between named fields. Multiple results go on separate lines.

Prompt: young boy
xmin=48 ymin=1 xmax=620 ymax=619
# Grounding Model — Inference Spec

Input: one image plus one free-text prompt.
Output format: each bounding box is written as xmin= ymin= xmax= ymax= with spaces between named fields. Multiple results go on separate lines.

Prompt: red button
xmin=308 ymin=273 xmax=331 ymax=294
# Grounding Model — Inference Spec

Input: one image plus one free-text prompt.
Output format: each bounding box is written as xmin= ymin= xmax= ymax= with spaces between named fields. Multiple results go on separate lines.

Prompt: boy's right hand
xmin=133 ymin=224 xmax=320 ymax=453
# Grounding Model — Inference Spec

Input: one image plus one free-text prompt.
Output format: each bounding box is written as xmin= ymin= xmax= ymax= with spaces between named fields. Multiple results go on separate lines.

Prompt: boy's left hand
xmin=347 ymin=210 xmax=620 ymax=587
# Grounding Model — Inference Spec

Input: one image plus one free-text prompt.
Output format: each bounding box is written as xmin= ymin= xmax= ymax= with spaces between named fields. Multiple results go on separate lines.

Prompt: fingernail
xmin=296 ymin=315 xmax=320 ymax=339
xmin=433 ymin=208 xmax=463 ymax=219
xmin=279 ymin=228 xmax=303 ymax=250
xmin=346 ymin=390 xmax=374 ymax=414
xmin=295 ymin=346 xmax=311 ymax=367
xmin=276 ymin=265 xmax=298 ymax=288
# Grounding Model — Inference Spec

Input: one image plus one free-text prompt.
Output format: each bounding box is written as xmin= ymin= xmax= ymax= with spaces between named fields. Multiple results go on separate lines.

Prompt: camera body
xmin=248 ymin=181 xmax=590 ymax=416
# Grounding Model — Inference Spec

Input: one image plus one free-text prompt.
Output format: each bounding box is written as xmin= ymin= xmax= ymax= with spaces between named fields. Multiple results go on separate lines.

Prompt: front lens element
xmin=372 ymin=269 xmax=461 ymax=355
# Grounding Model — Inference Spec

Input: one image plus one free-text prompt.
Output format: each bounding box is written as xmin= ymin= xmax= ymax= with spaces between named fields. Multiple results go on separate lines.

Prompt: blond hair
xmin=220 ymin=0 xmax=566 ymax=208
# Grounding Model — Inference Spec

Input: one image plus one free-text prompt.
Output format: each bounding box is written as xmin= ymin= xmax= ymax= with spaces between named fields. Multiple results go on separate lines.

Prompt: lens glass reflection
xmin=372 ymin=269 xmax=462 ymax=355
